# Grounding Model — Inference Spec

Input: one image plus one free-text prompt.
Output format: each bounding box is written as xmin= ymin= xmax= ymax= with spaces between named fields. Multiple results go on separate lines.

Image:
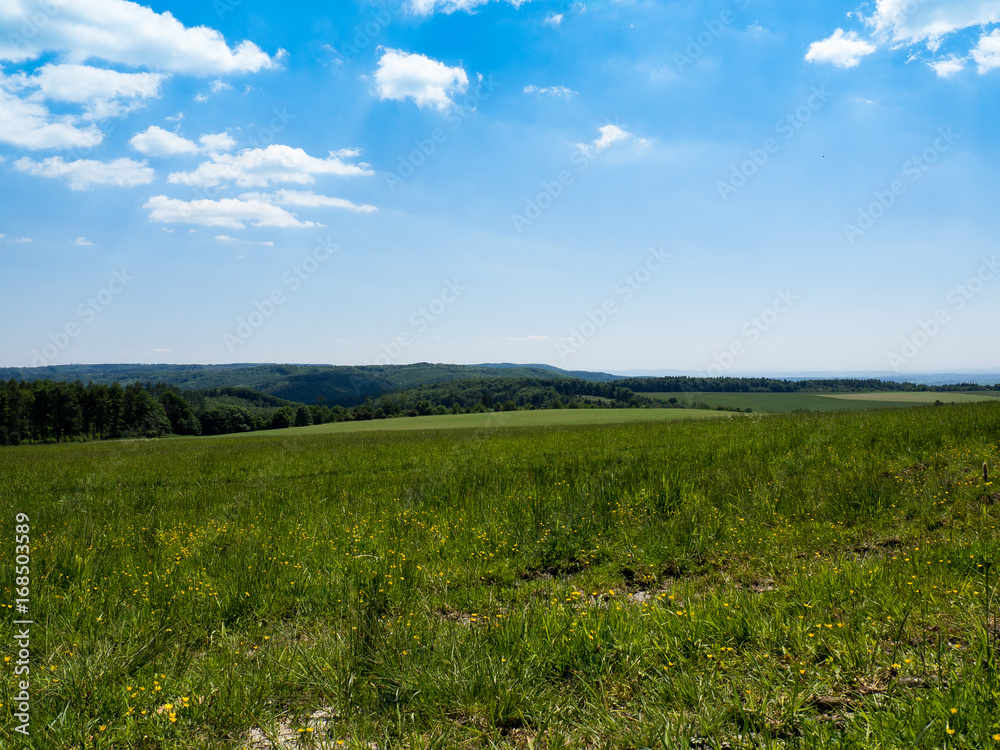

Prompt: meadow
xmin=2 ymin=401 xmax=1000 ymax=748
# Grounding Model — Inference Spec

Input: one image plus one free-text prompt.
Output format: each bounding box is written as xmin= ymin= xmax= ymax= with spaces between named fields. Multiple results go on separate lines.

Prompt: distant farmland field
xmin=646 ymin=390 xmax=1000 ymax=413
xmin=821 ymin=391 xmax=1000 ymax=403
xmin=217 ymin=405 xmax=732 ymax=438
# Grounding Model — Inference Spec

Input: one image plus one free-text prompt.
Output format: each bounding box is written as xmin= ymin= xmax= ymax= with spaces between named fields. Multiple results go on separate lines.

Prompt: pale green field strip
xmin=820 ymin=391 xmax=1000 ymax=403
xmin=207 ymin=406 xmax=732 ymax=438
xmin=646 ymin=390 xmax=999 ymax=413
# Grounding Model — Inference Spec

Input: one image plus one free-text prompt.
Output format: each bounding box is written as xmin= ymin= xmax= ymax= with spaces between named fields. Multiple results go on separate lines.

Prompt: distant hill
xmin=605 ymin=369 xmax=1000 ymax=386
xmin=473 ymin=363 xmax=619 ymax=382
xmin=0 ymin=362 xmax=618 ymax=406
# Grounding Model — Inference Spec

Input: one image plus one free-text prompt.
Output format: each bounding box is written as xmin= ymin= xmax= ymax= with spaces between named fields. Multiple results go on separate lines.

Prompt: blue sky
xmin=1 ymin=0 xmax=998 ymax=375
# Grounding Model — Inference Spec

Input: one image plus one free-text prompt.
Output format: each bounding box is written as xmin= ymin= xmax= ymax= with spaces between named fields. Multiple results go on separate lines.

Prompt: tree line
xmin=0 ymin=380 xmax=340 ymax=444
xmin=0 ymin=377 xmax=659 ymax=445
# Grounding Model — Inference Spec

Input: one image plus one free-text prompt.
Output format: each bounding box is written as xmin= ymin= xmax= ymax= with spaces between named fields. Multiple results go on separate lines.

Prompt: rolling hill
xmin=0 ymin=362 xmax=619 ymax=406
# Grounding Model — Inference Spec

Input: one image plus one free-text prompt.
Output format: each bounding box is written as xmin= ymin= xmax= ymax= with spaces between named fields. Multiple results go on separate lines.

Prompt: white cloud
xmin=972 ymin=28 xmax=1000 ymax=72
xmin=210 ymin=79 xmax=233 ymax=93
xmin=11 ymin=237 xmax=32 ymax=243
xmin=241 ymin=189 xmax=377 ymax=213
xmin=805 ymin=29 xmax=877 ymax=68
xmin=194 ymin=93 xmax=209 ymax=103
xmin=524 ymin=84 xmax=577 ymax=97
xmin=593 ymin=125 xmax=631 ymax=150
xmin=930 ymin=56 xmax=966 ymax=77
xmin=408 ymin=0 xmax=526 ymax=14
xmin=0 ymin=84 xmax=102 ymax=150
xmin=129 ymin=126 xmax=237 ymax=157
xmin=19 ymin=63 xmax=165 ymax=119
xmin=166 ymin=111 xmax=184 ymax=122
xmin=506 ymin=335 xmax=554 ymax=342
xmin=374 ymin=48 xmax=469 ymax=110
xmin=75 ymin=237 xmax=94 ymax=246
xmin=14 ymin=156 xmax=155 ymax=190
xmin=214 ymin=234 xmax=275 ymax=246
xmin=0 ymin=1 xmax=280 ymax=151
xmin=167 ymin=144 xmax=372 ymax=188
xmin=809 ymin=2 xmax=1000 ymax=75
xmin=130 ymin=125 xmax=199 ymax=156
xmin=0 ymin=0 xmax=282 ymax=74
xmin=144 ymin=195 xmax=319 ymax=229
xmin=575 ymin=124 xmax=638 ymax=156
xmin=198 ymin=132 xmax=237 ymax=153
xmin=866 ymin=0 xmax=1000 ymax=49
xmin=544 ymin=13 xmax=563 ymax=26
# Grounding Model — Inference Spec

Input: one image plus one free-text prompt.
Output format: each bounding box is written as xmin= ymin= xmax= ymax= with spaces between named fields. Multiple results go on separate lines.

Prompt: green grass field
xmin=3 ymin=402 xmax=1000 ymax=748
xmin=223 ymin=406 xmax=732 ymax=438
xmin=647 ymin=391 xmax=1000 ymax=414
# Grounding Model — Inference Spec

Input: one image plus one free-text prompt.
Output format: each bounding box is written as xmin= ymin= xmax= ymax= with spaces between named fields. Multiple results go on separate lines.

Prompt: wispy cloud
xmin=524 ymin=84 xmax=576 ymax=97
xmin=15 ymin=156 xmax=154 ymax=190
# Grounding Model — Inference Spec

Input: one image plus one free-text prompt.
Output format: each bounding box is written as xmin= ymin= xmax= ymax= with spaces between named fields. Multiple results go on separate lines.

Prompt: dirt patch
xmin=738 ymin=578 xmax=777 ymax=594
xmin=437 ymin=605 xmax=505 ymax=625
xmin=243 ymin=708 xmax=352 ymax=750
xmin=627 ymin=588 xmax=675 ymax=604
xmin=880 ymin=463 xmax=928 ymax=478
xmin=851 ymin=538 xmax=901 ymax=560
xmin=519 ymin=561 xmax=587 ymax=580
xmin=808 ymin=694 xmax=854 ymax=712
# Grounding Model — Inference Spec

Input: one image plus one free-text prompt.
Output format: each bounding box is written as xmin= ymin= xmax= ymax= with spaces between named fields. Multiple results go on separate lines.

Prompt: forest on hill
xmin=0 ymin=362 xmax=616 ymax=405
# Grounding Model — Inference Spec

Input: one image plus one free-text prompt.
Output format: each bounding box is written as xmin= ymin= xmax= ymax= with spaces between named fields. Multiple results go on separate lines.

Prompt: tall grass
xmin=2 ymin=402 xmax=999 ymax=747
